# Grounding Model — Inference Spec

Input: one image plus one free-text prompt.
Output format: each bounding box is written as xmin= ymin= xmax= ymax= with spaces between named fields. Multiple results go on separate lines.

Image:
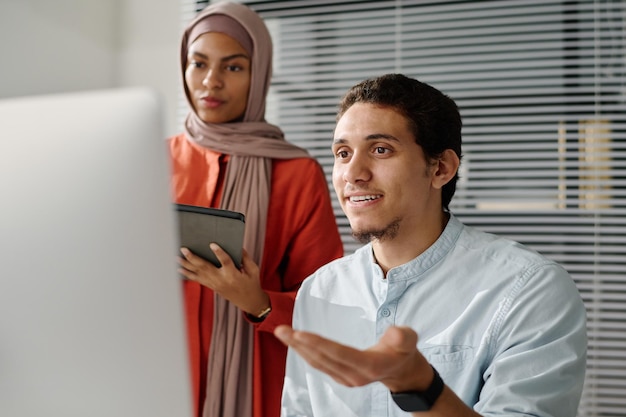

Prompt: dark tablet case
xmin=175 ymin=204 xmax=245 ymax=268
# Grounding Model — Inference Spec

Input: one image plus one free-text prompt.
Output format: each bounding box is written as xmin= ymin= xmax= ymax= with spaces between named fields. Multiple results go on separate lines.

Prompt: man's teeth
xmin=350 ymin=195 xmax=380 ymax=202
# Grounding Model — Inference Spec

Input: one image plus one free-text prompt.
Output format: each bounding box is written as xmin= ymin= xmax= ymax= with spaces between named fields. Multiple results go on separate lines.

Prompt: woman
xmin=169 ymin=3 xmax=343 ymax=417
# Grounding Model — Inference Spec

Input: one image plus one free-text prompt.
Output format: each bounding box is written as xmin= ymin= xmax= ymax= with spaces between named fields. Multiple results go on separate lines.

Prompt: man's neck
xmin=372 ymin=212 xmax=450 ymax=276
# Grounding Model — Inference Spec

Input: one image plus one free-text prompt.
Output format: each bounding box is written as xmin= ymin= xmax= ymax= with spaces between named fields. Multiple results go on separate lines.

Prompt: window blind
xmin=183 ymin=1 xmax=626 ymax=414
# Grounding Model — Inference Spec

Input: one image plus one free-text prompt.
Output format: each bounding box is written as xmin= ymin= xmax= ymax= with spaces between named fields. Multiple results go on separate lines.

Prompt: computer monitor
xmin=0 ymin=89 xmax=192 ymax=417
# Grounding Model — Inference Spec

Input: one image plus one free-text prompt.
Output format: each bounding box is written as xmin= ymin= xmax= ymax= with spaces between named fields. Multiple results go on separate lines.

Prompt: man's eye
xmin=336 ymin=150 xmax=349 ymax=158
xmin=374 ymin=147 xmax=388 ymax=154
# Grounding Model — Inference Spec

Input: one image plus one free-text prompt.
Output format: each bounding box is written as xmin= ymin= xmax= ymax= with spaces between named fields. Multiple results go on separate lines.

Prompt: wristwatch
xmin=255 ymin=305 xmax=272 ymax=320
xmin=391 ymin=365 xmax=444 ymax=412
xmin=247 ymin=305 xmax=272 ymax=322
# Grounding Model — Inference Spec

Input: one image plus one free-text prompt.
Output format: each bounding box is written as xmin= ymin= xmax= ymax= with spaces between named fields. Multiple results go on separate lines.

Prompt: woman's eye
xmin=190 ymin=61 xmax=205 ymax=69
xmin=226 ymin=64 xmax=243 ymax=72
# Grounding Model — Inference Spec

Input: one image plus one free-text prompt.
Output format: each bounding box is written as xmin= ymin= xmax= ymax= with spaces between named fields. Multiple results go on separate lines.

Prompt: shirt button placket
xmin=374 ymin=304 xmax=395 ymax=415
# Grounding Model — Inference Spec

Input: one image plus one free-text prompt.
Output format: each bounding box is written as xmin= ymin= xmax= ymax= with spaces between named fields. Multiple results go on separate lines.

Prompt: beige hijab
xmin=180 ymin=2 xmax=310 ymax=417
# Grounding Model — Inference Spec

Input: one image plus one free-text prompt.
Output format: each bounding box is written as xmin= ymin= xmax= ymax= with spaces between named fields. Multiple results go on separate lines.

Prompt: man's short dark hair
xmin=337 ymin=73 xmax=462 ymax=211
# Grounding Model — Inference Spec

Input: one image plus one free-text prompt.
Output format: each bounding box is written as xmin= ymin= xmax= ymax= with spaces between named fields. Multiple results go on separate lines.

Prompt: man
xmin=274 ymin=74 xmax=587 ymax=416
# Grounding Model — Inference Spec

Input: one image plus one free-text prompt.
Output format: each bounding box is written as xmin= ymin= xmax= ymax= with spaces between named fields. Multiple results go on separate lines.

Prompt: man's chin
xmin=351 ymin=230 xmax=374 ymax=244
xmin=351 ymin=219 xmax=400 ymax=244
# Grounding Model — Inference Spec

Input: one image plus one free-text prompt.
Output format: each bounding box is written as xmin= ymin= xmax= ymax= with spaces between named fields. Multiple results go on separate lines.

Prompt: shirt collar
xmin=367 ymin=214 xmax=464 ymax=282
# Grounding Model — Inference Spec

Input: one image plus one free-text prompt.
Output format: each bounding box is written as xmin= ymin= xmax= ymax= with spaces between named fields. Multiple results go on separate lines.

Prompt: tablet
xmin=176 ymin=204 xmax=246 ymax=268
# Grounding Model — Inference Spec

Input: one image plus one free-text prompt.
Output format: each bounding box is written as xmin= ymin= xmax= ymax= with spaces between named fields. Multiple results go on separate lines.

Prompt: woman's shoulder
xmin=167 ymin=132 xmax=187 ymax=143
xmin=272 ymin=156 xmax=327 ymax=188
xmin=272 ymin=155 xmax=323 ymax=172
xmin=167 ymin=132 xmax=188 ymax=152
xmin=168 ymin=132 xmax=221 ymax=159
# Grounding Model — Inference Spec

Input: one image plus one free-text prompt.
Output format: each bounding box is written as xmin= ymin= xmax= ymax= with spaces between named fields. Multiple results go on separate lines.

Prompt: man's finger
xmin=377 ymin=326 xmax=418 ymax=354
xmin=275 ymin=326 xmax=375 ymax=386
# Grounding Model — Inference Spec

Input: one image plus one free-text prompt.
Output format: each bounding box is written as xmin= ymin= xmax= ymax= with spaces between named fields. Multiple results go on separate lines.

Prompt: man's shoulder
xmin=457 ymin=221 xmax=569 ymax=276
xmin=301 ymin=246 xmax=371 ymax=286
xmin=314 ymin=245 xmax=369 ymax=273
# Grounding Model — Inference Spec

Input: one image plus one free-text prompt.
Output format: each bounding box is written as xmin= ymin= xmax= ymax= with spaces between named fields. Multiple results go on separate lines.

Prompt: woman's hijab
xmin=180 ymin=3 xmax=310 ymax=417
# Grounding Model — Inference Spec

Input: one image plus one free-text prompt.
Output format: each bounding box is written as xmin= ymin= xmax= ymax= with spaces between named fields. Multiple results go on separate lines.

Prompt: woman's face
xmin=185 ymin=32 xmax=252 ymax=123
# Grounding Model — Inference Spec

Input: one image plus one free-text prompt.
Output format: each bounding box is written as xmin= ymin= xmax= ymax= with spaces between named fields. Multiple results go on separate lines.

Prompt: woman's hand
xmin=179 ymin=244 xmax=270 ymax=316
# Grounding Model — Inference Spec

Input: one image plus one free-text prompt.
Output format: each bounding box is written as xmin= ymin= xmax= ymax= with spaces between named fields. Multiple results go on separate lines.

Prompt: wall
xmin=0 ymin=0 xmax=181 ymax=137
xmin=116 ymin=0 xmax=183 ymax=137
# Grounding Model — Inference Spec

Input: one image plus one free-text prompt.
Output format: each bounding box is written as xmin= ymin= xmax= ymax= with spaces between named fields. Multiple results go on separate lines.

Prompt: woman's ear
xmin=432 ymin=149 xmax=460 ymax=189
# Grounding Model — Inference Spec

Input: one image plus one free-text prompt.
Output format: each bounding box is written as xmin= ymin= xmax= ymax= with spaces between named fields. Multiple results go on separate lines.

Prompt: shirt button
xmin=381 ymin=308 xmax=391 ymax=317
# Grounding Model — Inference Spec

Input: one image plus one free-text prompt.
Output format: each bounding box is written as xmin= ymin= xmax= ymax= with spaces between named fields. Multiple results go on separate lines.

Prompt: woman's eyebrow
xmin=188 ymin=51 xmax=208 ymax=60
xmin=188 ymin=51 xmax=250 ymax=62
xmin=220 ymin=53 xmax=250 ymax=62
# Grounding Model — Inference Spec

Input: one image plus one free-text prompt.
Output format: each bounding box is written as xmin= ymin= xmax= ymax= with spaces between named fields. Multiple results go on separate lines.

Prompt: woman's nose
xmin=202 ymin=69 xmax=223 ymax=89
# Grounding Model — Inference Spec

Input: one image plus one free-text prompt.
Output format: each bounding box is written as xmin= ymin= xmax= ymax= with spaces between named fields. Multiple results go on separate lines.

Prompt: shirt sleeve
xmin=476 ymin=262 xmax=587 ymax=417
xmin=280 ymin=280 xmax=316 ymax=417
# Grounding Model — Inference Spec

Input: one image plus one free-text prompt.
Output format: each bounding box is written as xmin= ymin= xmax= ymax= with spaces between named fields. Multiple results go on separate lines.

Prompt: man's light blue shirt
xmin=281 ymin=215 xmax=586 ymax=417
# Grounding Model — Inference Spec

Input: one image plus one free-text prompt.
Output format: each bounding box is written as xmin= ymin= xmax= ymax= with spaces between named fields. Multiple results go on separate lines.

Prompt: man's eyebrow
xmin=332 ymin=133 xmax=400 ymax=145
xmin=366 ymin=133 xmax=400 ymax=142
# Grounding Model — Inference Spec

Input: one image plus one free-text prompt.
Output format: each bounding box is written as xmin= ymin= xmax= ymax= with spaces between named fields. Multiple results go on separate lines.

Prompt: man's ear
xmin=432 ymin=149 xmax=460 ymax=189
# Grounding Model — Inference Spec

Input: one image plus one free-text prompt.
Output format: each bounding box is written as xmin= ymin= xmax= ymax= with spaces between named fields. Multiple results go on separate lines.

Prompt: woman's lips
xmin=200 ymin=97 xmax=223 ymax=108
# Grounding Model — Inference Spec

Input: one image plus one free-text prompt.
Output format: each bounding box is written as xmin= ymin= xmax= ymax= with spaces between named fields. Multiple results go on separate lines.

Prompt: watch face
xmin=392 ymin=392 xmax=431 ymax=412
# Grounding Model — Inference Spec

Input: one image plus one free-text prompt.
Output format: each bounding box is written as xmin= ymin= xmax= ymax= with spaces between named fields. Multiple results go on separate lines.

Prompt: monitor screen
xmin=0 ymin=89 xmax=191 ymax=417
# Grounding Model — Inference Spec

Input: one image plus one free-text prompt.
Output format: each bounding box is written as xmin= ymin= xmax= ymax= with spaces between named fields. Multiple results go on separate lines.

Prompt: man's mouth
xmin=349 ymin=194 xmax=382 ymax=203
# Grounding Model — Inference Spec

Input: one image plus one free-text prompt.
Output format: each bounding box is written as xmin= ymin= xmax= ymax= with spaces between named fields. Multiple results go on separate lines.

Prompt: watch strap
xmin=391 ymin=365 xmax=444 ymax=412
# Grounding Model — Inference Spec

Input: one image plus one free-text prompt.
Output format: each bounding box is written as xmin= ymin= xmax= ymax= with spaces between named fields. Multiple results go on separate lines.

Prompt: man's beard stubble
xmin=352 ymin=218 xmax=401 ymax=244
